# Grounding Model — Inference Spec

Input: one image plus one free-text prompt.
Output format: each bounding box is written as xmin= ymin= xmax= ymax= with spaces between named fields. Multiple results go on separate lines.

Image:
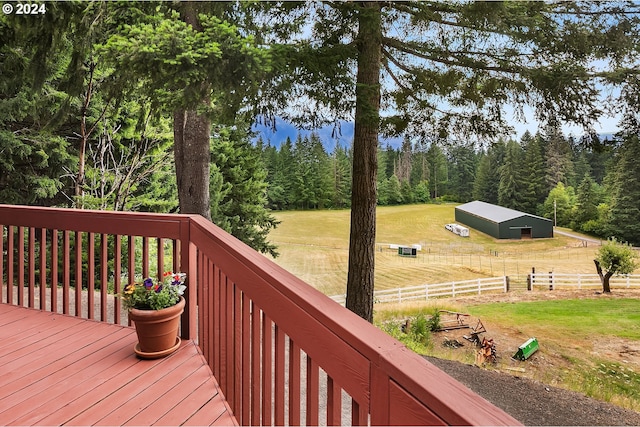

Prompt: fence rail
xmin=331 ymin=276 xmax=507 ymax=306
xmin=0 ymin=204 xmax=518 ymax=426
xmin=530 ymin=272 xmax=640 ymax=290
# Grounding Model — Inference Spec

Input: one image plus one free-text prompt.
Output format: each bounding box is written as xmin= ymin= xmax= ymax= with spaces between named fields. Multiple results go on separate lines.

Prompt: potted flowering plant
xmin=120 ymin=272 xmax=187 ymax=359
xmin=121 ymin=272 xmax=186 ymax=310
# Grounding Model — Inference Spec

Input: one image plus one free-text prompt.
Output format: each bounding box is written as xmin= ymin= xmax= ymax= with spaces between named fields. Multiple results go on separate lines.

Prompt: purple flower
xmin=143 ymin=278 xmax=154 ymax=289
xmin=155 ymin=284 xmax=163 ymax=293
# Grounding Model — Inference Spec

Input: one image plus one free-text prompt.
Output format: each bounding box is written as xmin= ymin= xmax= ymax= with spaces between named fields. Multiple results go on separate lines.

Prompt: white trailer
xmin=452 ymin=224 xmax=470 ymax=237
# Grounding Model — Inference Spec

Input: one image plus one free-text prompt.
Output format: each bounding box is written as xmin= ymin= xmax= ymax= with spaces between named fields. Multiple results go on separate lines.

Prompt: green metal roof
xmin=456 ymin=201 xmax=551 ymax=224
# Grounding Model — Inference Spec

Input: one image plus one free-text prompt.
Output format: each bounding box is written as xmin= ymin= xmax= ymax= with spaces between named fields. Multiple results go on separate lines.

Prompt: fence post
xmin=477 ymin=278 xmax=481 ymax=295
xmin=425 ymin=284 xmax=429 ymax=301
xmin=578 ymin=273 xmax=581 ymax=289
xmin=398 ymin=288 xmax=402 ymax=303
xmin=627 ymin=275 xmax=631 ymax=288
xmin=179 ymin=216 xmax=197 ymax=340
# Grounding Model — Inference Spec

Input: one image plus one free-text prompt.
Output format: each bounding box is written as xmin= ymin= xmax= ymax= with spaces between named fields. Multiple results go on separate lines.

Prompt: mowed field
xmin=266 ymin=204 xmax=618 ymax=297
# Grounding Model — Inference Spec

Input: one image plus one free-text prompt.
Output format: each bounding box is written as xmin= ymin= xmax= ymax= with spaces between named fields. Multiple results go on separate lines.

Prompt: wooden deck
xmin=0 ymin=303 xmax=237 ymax=426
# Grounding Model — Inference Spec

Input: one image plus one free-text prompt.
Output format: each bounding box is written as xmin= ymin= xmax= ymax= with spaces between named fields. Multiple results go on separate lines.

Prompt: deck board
xmin=0 ymin=303 xmax=237 ymax=426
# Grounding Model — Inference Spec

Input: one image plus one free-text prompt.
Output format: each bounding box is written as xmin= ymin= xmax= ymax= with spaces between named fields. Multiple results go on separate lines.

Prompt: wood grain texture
xmin=0 ymin=304 xmax=237 ymax=426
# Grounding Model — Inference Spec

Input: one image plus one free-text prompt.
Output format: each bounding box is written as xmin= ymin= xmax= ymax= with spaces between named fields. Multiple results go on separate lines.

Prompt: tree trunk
xmin=594 ymin=259 xmax=613 ymax=293
xmin=173 ymin=2 xmax=212 ymax=220
xmin=173 ymin=110 xmax=211 ymax=220
xmin=345 ymin=3 xmax=382 ymax=323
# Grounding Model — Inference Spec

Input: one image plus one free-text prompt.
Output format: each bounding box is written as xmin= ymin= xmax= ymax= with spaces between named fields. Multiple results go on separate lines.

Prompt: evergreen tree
xmin=267 ymin=137 xmax=295 ymax=210
xmin=309 ymin=133 xmax=334 ymax=209
xmin=544 ymin=126 xmax=575 ymax=191
xmin=383 ymin=143 xmax=398 ymax=181
xmin=448 ymin=144 xmax=477 ymax=202
xmin=99 ymin=2 xmax=270 ymax=219
xmin=573 ymin=174 xmax=600 ymax=232
xmin=380 ymin=175 xmax=403 ymax=205
xmin=473 ymin=141 xmax=505 ymax=204
xmin=209 ymin=125 xmax=279 ymax=256
xmin=521 ymin=134 xmax=548 ymax=213
xmin=498 ymin=140 xmax=526 ymax=210
xmin=426 ymin=144 xmax=448 ymax=199
xmin=608 ymin=135 xmax=640 ymax=245
xmin=472 ymin=152 xmax=492 ymax=202
xmin=331 ymin=144 xmax=352 ymax=209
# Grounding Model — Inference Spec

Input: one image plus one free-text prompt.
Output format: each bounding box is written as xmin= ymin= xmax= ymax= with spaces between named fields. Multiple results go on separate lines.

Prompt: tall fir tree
xmin=573 ymin=174 xmax=600 ymax=232
xmin=608 ymin=135 xmax=640 ymax=245
xmin=448 ymin=144 xmax=478 ymax=202
xmin=521 ymin=133 xmax=548 ymax=213
xmin=473 ymin=141 xmax=506 ymax=204
xmin=498 ymin=140 xmax=526 ymax=210
xmin=209 ymin=125 xmax=279 ymax=256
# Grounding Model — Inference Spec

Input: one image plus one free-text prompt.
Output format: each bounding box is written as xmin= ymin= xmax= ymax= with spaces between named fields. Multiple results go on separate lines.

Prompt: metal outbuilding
xmin=455 ymin=201 xmax=554 ymax=239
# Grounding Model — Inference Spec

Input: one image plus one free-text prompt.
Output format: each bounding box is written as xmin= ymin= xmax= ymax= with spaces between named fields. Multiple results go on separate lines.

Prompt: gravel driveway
xmin=426 ymin=356 xmax=640 ymax=426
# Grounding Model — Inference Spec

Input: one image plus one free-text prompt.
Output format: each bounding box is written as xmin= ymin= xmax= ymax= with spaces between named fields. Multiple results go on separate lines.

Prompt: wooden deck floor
xmin=0 ymin=303 xmax=237 ymax=426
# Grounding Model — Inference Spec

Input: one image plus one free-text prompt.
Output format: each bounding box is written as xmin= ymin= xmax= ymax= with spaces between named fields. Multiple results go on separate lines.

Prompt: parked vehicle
xmin=445 ymin=223 xmax=470 ymax=237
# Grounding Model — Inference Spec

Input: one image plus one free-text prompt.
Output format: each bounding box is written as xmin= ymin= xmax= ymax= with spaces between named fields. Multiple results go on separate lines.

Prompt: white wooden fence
xmin=530 ymin=272 xmax=640 ymax=290
xmin=330 ymin=276 xmax=507 ymax=306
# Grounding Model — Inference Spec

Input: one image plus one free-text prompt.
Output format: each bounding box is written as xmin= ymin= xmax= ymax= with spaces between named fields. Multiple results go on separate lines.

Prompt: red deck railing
xmin=0 ymin=204 xmax=520 ymax=426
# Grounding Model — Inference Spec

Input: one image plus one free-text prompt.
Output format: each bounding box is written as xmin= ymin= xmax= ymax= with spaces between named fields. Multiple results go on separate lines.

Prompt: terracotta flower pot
xmin=129 ymin=296 xmax=185 ymax=358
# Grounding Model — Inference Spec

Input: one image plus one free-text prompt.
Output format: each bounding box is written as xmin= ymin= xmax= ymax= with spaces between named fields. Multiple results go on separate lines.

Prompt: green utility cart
xmin=513 ymin=337 xmax=539 ymax=360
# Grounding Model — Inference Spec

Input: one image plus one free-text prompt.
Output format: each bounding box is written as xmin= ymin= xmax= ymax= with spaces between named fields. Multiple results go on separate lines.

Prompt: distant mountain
xmin=252 ymin=118 xmax=617 ymax=152
xmin=252 ymin=119 xmax=403 ymax=152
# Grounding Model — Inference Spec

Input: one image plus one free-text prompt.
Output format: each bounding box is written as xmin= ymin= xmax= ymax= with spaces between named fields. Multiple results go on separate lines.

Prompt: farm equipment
xmin=436 ymin=310 xmax=471 ymax=331
xmin=463 ymin=318 xmax=487 ymax=346
xmin=513 ymin=337 xmax=539 ymax=361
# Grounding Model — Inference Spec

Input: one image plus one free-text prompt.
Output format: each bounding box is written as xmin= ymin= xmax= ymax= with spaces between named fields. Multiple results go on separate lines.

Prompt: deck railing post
xmin=180 ymin=217 xmax=197 ymax=340
xmin=370 ymin=364 xmax=390 ymax=426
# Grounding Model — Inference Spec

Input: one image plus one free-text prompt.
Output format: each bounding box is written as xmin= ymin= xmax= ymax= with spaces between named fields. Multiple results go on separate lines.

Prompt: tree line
xmin=259 ymin=126 xmax=640 ymax=246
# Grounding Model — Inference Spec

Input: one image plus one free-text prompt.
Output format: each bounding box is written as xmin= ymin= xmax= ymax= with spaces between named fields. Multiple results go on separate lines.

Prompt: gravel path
xmin=426 ymin=355 xmax=640 ymax=426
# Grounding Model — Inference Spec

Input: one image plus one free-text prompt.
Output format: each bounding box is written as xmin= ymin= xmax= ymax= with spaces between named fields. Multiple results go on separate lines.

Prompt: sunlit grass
xmin=267 ymin=204 xmax=615 ymax=296
xmin=466 ymin=299 xmax=640 ymax=341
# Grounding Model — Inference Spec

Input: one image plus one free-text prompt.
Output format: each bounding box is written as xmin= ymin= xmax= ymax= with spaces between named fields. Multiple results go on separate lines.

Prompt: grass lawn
xmin=268 ymin=204 xmax=615 ymax=296
xmin=376 ymin=295 xmax=640 ymax=412
xmin=468 ymin=298 xmax=640 ymax=341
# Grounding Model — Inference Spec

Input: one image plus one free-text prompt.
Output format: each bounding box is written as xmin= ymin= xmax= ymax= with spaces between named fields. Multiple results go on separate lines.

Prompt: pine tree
xmin=573 ymin=174 xmax=600 ymax=232
xmin=521 ymin=134 xmax=548 ymax=213
xmin=98 ymin=2 xmax=270 ymax=219
xmin=473 ymin=141 xmax=505 ymax=204
xmin=448 ymin=144 xmax=478 ymax=202
xmin=498 ymin=140 xmax=526 ymax=210
xmin=608 ymin=135 xmax=640 ymax=245
xmin=544 ymin=126 xmax=575 ymax=191
xmin=209 ymin=125 xmax=279 ymax=256
xmin=331 ymin=144 xmax=352 ymax=208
